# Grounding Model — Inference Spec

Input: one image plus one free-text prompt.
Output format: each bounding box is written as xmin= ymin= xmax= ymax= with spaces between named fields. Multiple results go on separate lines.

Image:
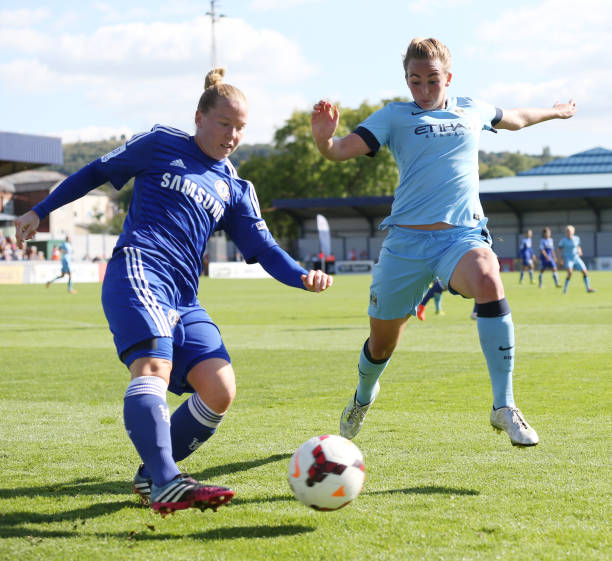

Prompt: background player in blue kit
xmin=15 ymin=68 xmax=333 ymax=516
xmin=518 ymin=229 xmax=535 ymax=284
xmin=416 ymin=277 xmax=446 ymax=320
xmin=312 ymin=37 xmax=576 ymax=447
xmin=45 ymin=234 xmax=77 ymax=293
xmin=557 ymin=225 xmax=595 ymax=294
xmin=539 ymin=227 xmax=561 ymax=288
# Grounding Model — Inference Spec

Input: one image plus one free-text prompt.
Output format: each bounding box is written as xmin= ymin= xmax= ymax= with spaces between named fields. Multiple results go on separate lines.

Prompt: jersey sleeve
xmin=222 ymin=180 xmax=278 ymax=263
xmin=93 ymin=129 xmax=157 ymax=190
xmin=353 ymin=105 xmax=392 ymax=156
xmin=470 ymin=98 xmax=503 ymax=129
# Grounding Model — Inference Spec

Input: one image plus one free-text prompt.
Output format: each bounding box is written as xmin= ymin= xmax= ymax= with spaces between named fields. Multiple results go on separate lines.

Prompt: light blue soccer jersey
xmin=558 ymin=236 xmax=581 ymax=261
xmin=354 ymin=97 xmax=501 ymax=228
xmin=60 ymin=241 xmax=72 ymax=262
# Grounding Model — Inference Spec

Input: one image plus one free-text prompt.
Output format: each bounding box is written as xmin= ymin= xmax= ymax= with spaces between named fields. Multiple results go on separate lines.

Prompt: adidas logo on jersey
xmin=170 ymin=159 xmax=186 ymax=169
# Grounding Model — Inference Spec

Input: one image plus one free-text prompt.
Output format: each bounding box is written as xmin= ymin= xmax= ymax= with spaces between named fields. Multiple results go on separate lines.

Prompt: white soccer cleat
xmin=490 ymin=406 xmax=539 ymax=447
xmin=340 ymin=382 xmax=380 ymax=439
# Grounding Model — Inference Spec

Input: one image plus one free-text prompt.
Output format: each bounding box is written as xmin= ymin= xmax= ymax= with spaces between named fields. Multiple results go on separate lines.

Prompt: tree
xmin=238 ymin=101 xmax=400 ymax=237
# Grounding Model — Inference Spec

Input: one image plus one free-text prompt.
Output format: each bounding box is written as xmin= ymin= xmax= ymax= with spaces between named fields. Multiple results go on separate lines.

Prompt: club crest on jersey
xmin=214 ymin=180 xmax=231 ymax=202
xmin=167 ymin=309 xmax=180 ymax=328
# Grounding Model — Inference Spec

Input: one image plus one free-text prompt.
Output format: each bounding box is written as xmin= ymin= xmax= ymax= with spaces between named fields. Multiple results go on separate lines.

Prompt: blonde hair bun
xmin=205 ymin=67 xmax=226 ymax=89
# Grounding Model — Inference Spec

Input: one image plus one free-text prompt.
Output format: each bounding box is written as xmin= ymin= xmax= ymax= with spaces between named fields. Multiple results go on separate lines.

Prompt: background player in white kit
xmin=311 ymin=37 xmax=576 ymax=447
xmin=15 ymin=68 xmax=333 ymax=516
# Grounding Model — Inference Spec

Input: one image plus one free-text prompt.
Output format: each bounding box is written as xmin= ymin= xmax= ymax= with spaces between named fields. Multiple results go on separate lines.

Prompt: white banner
xmin=334 ymin=260 xmax=375 ymax=274
xmin=316 ymin=214 xmax=331 ymax=256
xmin=208 ymin=261 xmax=272 ymax=279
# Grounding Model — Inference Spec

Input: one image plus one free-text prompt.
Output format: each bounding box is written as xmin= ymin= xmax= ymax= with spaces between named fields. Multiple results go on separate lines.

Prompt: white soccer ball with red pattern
xmin=288 ymin=435 xmax=366 ymax=511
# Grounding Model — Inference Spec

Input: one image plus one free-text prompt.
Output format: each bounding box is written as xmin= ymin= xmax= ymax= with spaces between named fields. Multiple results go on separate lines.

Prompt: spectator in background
xmin=348 ymin=248 xmax=357 ymax=261
xmin=51 ymin=245 xmax=61 ymax=261
xmin=325 ymin=252 xmax=336 ymax=274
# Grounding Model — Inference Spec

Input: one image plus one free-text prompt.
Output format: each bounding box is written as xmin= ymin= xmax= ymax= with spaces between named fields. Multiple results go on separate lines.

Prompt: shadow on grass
xmin=367 ymin=486 xmax=479 ymax=496
xmin=0 ymin=523 xmax=316 ymax=541
xmin=0 ymin=453 xmax=291 ymax=502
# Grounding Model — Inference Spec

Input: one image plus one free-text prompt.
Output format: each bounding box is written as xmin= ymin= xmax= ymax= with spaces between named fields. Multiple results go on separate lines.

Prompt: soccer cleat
xmin=340 ymin=382 xmax=380 ymax=439
xmin=490 ymin=406 xmax=539 ymax=447
xmin=435 ymin=309 xmax=445 ymax=316
xmin=587 ymin=288 xmax=596 ymax=293
xmin=133 ymin=464 xmax=152 ymax=504
xmin=151 ymin=473 xmax=234 ymax=517
xmin=416 ymin=304 xmax=426 ymax=321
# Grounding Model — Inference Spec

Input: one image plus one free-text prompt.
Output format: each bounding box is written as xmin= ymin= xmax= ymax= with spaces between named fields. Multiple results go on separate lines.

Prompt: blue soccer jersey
xmin=37 ymin=125 xmax=278 ymax=299
xmin=519 ymin=237 xmax=534 ymax=262
xmin=354 ymin=97 xmax=501 ymax=228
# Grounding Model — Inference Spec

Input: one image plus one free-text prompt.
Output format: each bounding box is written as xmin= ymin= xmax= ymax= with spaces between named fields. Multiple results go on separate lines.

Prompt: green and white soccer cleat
xmin=340 ymin=382 xmax=380 ymax=439
xmin=490 ymin=406 xmax=539 ymax=447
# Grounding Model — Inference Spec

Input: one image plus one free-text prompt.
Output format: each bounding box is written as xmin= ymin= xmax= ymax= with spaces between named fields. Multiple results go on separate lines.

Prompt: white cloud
xmin=53 ymin=125 xmax=135 ymax=143
xmin=476 ymin=0 xmax=612 ymax=69
xmin=0 ymin=14 xmax=317 ymax=144
xmin=0 ymin=8 xmax=49 ymax=26
xmin=248 ymin=0 xmax=321 ymax=11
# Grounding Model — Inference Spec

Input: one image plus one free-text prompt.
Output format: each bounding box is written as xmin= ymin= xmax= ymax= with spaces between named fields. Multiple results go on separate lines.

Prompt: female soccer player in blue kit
xmin=311 ymin=37 xmax=576 ymax=447
xmin=539 ymin=226 xmax=561 ymax=288
xmin=15 ymin=68 xmax=332 ymax=516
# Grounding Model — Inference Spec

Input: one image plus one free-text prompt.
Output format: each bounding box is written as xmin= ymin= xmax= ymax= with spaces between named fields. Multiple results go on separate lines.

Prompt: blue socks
xmin=123 ymin=376 xmax=179 ymax=487
xmin=170 ymin=393 xmax=224 ymax=462
xmin=476 ymin=299 xmax=515 ymax=409
xmin=583 ymin=275 xmax=591 ymax=291
xmin=137 ymin=390 xmax=225 ymax=480
xmin=356 ymin=339 xmax=389 ymax=405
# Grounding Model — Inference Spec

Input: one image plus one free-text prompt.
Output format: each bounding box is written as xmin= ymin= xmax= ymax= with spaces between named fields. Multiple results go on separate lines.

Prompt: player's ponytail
xmin=197 ymin=67 xmax=247 ymax=113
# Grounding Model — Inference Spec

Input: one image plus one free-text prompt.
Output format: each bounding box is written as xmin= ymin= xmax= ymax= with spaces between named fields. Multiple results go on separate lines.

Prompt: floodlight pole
xmin=206 ymin=0 xmax=226 ymax=68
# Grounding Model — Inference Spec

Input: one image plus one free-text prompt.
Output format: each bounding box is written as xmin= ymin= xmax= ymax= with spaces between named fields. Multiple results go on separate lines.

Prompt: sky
xmin=1 ymin=0 xmax=611 ymax=156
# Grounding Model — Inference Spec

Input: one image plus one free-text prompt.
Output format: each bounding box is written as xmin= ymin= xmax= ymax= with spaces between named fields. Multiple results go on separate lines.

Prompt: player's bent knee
xmin=129 ymin=357 xmax=172 ymax=383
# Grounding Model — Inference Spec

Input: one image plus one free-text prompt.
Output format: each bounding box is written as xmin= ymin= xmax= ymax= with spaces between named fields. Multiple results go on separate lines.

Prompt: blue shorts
xmin=540 ymin=256 xmax=556 ymax=270
xmin=61 ymin=258 xmax=71 ymax=274
xmin=520 ymin=251 xmax=534 ymax=266
xmin=565 ymin=257 xmax=586 ymax=272
xmin=368 ymin=222 xmax=493 ymax=320
xmin=101 ymin=247 xmax=230 ymax=395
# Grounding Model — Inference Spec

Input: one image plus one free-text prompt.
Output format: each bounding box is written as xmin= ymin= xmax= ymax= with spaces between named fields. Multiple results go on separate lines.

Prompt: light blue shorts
xmin=368 ymin=222 xmax=493 ymax=320
xmin=565 ymin=256 xmax=586 ymax=272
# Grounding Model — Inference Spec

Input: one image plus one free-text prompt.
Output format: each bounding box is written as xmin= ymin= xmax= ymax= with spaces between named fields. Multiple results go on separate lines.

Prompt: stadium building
xmin=271 ymin=147 xmax=612 ymax=271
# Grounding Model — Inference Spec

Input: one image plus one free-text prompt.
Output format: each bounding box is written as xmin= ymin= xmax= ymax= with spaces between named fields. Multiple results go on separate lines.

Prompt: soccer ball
xmin=288 ymin=434 xmax=366 ymax=511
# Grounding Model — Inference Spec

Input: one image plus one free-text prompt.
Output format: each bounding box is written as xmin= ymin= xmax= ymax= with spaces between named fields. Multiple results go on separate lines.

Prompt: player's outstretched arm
xmin=257 ymin=245 xmax=332 ymax=292
xmin=301 ymin=269 xmax=333 ymax=293
xmin=496 ymin=99 xmax=577 ymax=131
xmin=311 ymin=100 xmax=370 ymax=161
xmin=14 ymin=210 xmax=41 ymax=249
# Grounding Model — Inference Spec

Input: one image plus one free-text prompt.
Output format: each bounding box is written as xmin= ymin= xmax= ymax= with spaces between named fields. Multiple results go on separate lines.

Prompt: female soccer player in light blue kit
xmin=312 ymin=37 xmax=576 ymax=447
xmin=15 ymin=68 xmax=332 ymax=516
xmin=557 ymin=224 xmax=596 ymax=293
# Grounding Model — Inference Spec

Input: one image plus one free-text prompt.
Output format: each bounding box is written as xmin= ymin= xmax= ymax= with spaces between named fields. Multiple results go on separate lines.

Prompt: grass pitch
xmin=0 ymin=272 xmax=610 ymax=561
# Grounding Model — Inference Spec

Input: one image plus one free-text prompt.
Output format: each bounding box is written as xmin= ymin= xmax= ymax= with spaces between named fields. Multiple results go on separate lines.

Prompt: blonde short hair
xmin=197 ymin=67 xmax=247 ymax=113
xmin=403 ymin=37 xmax=452 ymax=74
